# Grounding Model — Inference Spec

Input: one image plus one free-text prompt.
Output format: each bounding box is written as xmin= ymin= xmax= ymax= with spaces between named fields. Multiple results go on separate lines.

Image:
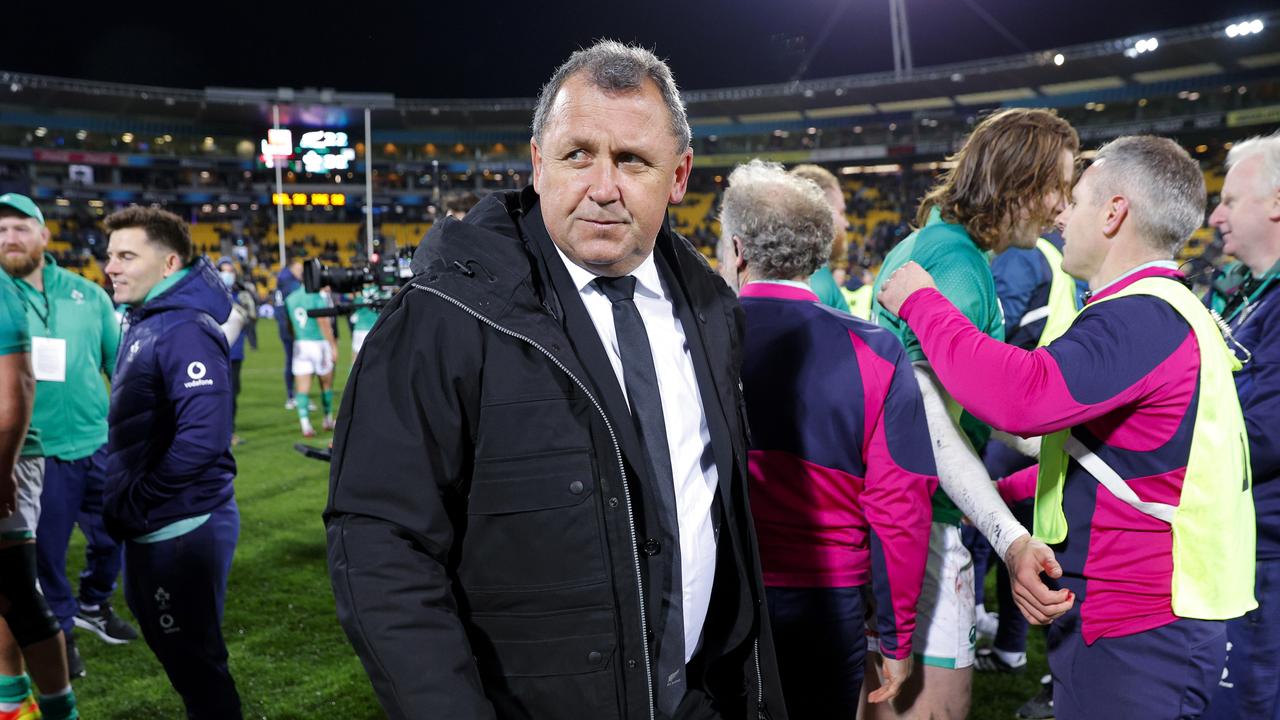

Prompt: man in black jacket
xmin=325 ymin=40 xmax=785 ymax=719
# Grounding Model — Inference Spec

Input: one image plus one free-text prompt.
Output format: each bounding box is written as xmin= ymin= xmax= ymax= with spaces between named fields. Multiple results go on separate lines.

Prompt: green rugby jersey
xmin=286 ymin=287 xmax=330 ymax=341
xmin=15 ymin=255 xmax=119 ymax=461
xmin=872 ymin=207 xmax=1005 ymax=525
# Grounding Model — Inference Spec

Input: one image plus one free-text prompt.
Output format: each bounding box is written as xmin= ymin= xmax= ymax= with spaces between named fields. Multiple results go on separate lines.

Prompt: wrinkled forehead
xmin=543 ymin=75 xmax=679 ymax=151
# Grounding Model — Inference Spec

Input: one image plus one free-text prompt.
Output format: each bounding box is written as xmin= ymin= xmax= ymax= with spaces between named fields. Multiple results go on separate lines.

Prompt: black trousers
xmin=767 ymin=585 xmax=867 ymax=719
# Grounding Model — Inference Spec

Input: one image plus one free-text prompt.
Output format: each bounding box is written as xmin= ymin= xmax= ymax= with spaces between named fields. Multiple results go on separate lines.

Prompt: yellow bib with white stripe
xmin=1033 ymin=276 xmax=1256 ymax=620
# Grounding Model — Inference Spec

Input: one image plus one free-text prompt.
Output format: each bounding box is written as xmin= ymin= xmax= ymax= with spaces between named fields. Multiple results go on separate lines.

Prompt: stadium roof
xmin=3 ymin=1 xmax=1275 ymax=93
xmin=5 ymin=11 xmax=1274 ymax=133
xmin=1 ymin=8 xmax=1276 ymax=137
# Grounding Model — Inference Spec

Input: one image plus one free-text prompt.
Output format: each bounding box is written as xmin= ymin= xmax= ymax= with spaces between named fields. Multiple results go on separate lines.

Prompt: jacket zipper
xmin=754 ymin=638 xmax=765 ymax=720
xmin=413 ymin=283 xmax=657 ymax=720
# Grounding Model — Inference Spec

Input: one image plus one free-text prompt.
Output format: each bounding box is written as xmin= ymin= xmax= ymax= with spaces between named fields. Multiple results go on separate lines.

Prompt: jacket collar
xmin=739 ymin=281 xmax=820 ymax=302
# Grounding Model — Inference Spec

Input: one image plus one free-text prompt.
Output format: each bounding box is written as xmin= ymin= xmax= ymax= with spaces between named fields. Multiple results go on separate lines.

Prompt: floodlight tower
xmin=889 ymin=0 xmax=914 ymax=76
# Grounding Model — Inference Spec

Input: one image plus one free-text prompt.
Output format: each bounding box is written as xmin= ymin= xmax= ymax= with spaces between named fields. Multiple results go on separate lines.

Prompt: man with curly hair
xmin=866 ymin=108 xmax=1079 ymax=720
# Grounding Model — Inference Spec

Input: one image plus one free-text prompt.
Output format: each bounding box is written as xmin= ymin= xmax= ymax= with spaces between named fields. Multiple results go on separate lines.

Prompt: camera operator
xmin=350 ymin=284 xmax=391 ymax=358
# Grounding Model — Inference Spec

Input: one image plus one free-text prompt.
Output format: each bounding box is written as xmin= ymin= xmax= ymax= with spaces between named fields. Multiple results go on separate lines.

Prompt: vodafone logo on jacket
xmin=184 ymin=361 xmax=214 ymax=389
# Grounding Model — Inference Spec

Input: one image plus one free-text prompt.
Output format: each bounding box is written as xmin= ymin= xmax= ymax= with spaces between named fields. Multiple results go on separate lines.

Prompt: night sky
xmin=4 ymin=1 xmax=1269 ymax=97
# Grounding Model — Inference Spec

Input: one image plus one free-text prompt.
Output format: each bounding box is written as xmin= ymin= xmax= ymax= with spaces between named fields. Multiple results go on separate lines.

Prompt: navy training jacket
xmin=104 ymin=258 xmax=237 ymax=541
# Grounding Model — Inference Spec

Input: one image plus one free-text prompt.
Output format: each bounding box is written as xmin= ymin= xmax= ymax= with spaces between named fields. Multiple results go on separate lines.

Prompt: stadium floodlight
xmin=1054 ymin=53 xmax=1065 ymax=66
xmin=1227 ymin=19 xmax=1265 ymax=38
xmin=1126 ymin=36 xmax=1159 ymax=57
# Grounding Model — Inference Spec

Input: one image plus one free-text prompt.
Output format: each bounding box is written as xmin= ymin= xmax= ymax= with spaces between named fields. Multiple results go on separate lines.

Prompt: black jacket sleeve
xmin=324 ymin=287 xmax=492 ymax=720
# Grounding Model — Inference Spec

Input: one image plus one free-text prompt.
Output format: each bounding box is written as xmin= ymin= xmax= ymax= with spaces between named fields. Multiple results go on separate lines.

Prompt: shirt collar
xmin=1091 ymin=260 xmax=1179 ymax=299
xmin=552 ymin=241 xmax=663 ymax=300
xmin=141 ymin=267 xmax=191 ymax=305
xmin=739 ymin=280 xmax=820 ymax=302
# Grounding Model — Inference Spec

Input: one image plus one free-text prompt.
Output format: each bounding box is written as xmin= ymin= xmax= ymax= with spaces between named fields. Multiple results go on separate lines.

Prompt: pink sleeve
xmin=897 ymin=288 xmax=1146 ymax=436
xmin=860 ymin=373 xmax=935 ymax=659
xmin=997 ymin=465 xmax=1039 ymax=505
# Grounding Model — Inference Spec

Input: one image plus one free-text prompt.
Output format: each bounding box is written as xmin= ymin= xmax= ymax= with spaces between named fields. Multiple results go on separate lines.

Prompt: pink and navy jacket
xmin=740 ymin=282 xmax=936 ymax=659
xmin=899 ymin=266 xmax=1202 ymax=644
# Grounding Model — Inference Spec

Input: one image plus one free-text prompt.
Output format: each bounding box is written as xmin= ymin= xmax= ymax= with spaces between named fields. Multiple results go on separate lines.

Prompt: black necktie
xmin=594 ymin=275 xmax=686 ymax=715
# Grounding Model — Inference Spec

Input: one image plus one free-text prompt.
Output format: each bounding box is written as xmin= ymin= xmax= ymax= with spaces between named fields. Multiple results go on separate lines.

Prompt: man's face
xmin=1005 ymin=149 xmax=1076 ymax=252
xmin=105 ymin=227 xmax=178 ymax=304
xmin=1209 ymin=155 xmax=1280 ymax=271
xmin=531 ymin=73 xmax=692 ymax=277
xmin=1058 ymin=165 xmax=1110 ymax=281
xmin=0 ymin=213 xmax=47 ymax=279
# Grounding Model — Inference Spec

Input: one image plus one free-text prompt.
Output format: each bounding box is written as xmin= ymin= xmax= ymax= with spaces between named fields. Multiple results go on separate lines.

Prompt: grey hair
xmin=531 ymin=40 xmax=691 ymax=154
xmin=719 ymin=159 xmax=834 ymax=280
xmin=1225 ymin=130 xmax=1280 ymax=196
xmin=1089 ymin=136 xmax=1206 ymax=255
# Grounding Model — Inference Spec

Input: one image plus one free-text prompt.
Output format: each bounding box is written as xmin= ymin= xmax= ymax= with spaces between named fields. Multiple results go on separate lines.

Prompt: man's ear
xmin=530 ymin=138 xmax=544 ymax=194
xmin=669 ymin=148 xmax=693 ymax=205
xmin=163 ymin=253 xmax=183 ymax=277
xmin=734 ymin=235 xmax=747 ymax=273
xmin=1102 ymin=195 xmax=1129 ymax=238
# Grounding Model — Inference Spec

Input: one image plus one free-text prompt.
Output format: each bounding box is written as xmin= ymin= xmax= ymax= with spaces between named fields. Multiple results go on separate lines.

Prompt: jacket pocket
xmin=477 ymin=632 xmax=621 ymax=720
xmin=460 ymin=449 xmax=608 ymax=592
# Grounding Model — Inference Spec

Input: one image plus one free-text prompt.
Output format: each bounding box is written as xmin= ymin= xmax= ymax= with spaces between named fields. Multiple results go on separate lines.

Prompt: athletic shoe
xmin=1015 ymin=675 xmax=1054 ymax=719
xmin=284 ymin=399 xmax=297 ymax=410
xmin=64 ymin=633 xmax=86 ymax=680
xmin=322 ymin=415 xmax=336 ymax=431
xmin=0 ymin=692 xmax=40 ymax=720
xmin=974 ymin=647 xmax=1026 ymax=674
xmin=74 ymin=602 xmax=139 ymax=645
xmin=975 ymin=608 xmax=999 ymax=642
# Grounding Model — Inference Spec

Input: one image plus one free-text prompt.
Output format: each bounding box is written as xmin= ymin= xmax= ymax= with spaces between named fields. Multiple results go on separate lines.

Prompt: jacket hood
xmin=410 ymin=187 xmax=548 ymax=320
xmin=412 ymin=188 xmax=531 ymax=279
xmin=136 ymin=257 xmax=233 ymax=323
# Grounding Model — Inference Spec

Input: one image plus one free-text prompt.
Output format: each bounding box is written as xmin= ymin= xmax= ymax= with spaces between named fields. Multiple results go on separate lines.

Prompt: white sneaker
xmin=323 ymin=414 xmax=336 ymax=431
xmin=976 ymin=608 xmax=1000 ymax=642
xmin=285 ymin=398 xmax=297 ymax=410
xmin=301 ymin=418 xmax=315 ymax=437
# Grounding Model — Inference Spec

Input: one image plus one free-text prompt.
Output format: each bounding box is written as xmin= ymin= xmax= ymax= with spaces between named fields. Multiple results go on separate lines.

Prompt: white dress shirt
xmin=553 ymin=244 xmax=719 ymax=664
